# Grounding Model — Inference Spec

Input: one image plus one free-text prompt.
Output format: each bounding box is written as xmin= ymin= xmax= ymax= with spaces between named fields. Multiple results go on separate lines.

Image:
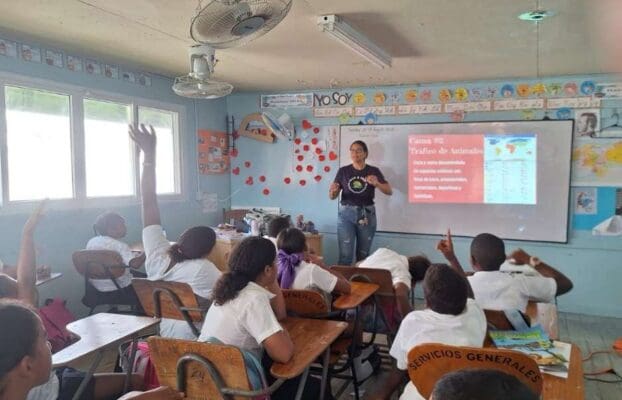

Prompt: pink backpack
xmin=120 ymin=341 xmax=160 ymax=390
xmin=38 ymin=298 xmax=76 ymax=353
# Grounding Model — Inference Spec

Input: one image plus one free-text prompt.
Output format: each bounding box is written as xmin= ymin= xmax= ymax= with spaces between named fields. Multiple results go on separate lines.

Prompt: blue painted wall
xmin=227 ymin=75 xmax=622 ymax=318
xmin=0 ymin=33 xmax=228 ymax=315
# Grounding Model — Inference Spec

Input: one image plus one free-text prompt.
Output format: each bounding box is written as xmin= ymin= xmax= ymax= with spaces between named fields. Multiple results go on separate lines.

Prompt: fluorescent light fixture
xmin=318 ymin=14 xmax=392 ymax=69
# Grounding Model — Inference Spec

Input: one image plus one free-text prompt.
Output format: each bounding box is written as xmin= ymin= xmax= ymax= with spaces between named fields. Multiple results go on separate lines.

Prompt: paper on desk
xmin=592 ymin=215 xmax=622 ymax=236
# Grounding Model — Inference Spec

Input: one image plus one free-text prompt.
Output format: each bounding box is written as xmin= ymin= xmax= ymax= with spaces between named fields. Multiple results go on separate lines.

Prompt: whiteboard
xmin=339 ymin=121 xmax=574 ymax=242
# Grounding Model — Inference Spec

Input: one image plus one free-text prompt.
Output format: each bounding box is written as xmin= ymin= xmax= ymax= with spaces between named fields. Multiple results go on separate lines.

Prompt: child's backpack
xmin=38 ymin=298 xmax=76 ymax=353
xmin=119 ymin=340 xmax=160 ymax=390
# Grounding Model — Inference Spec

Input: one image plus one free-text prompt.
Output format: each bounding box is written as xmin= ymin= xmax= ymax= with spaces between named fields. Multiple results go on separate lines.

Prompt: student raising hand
xmin=436 ymin=229 xmax=466 ymax=277
xmin=128 ymin=123 xmax=156 ymax=155
xmin=17 ymin=200 xmax=47 ymax=305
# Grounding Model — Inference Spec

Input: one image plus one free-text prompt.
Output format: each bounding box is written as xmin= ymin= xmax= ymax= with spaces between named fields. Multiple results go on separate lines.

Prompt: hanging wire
xmin=536 ymin=0 xmax=541 ymax=79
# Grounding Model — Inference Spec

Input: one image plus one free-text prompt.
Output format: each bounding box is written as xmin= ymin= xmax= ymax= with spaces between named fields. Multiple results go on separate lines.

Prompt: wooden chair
xmin=72 ymin=250 xmax=139 ymax=315
xmin=148 ymin=336 xmax=283 ymax=400
xmin=132 ymin=278 xmax=206 ymax=337
xmin=331 ymin=265 xmax=398 ymax=341
xmin=407 ymin=343 xmax=543 ymax=399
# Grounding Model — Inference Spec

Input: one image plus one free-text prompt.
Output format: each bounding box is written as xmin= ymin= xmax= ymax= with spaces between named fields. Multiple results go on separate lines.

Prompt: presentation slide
xmin=340 ymin=121 xmax=573 ymax=243
xmin=408 ymin=134 xmax=537 ymax=205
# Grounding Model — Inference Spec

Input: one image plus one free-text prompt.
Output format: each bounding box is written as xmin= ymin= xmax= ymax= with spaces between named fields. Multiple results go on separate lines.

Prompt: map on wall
xmin=572 ymin=139 xmax=622 ymax=186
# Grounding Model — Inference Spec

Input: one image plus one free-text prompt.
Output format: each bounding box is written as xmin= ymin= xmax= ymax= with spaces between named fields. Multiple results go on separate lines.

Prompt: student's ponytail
xmin=211 ymin=237 xmax=276 ymax=305
xmin=167 ymin=226 xmax=216 ymax=265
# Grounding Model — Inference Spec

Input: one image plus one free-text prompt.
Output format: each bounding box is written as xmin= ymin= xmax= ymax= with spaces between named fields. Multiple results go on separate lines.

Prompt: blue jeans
xmin=337 ymin=205 xmax=377 ymax=265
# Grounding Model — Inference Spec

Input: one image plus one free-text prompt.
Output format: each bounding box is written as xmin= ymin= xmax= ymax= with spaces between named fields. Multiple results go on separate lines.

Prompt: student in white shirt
xmin=263 ymin=216 xmax=290 ymax=250
xmin=276 ymin=227 xmax=350 ymax=295
xmin=436 ymin=230 xmax=573 ymax=312
xmin=86 ymin=211 xmax=146 ymax=293
xmin=199 ymin=236 xmax=323 ymax=400
xmin=430 ymin=369 xmax=539 ymax=400
xmin=367 ymin=263 xmax=487 ymax=400
xmin=358 ymin=248 xmax=431 ymax=318
xmin=129 ymin=124 xmax=222 ymax=339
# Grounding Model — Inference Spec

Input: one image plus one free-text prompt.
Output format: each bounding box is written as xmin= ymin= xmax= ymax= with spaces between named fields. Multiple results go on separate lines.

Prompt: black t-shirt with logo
xmin=334 ymin=164 xmax=387 ymax=207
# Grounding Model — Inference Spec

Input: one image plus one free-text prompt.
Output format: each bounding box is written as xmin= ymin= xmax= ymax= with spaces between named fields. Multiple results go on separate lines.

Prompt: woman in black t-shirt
xmin=329 ymin=140 xmax=392 ymax=264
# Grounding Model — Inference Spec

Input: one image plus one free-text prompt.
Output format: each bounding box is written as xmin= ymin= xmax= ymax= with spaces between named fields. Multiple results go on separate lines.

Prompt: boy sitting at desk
xmin=436 ymin=230 xmax=573 ymax=312
xmin=264 ymin=216 xmax=290 ymax=250
xmin=358 ymin=248 xmax=431 ymax=319
xmin=367 ymin=263 xmax=487 ymax=400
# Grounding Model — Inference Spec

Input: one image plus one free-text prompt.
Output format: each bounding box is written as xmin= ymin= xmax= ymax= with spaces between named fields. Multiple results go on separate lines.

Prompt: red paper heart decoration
xmin=295 ymin=165 xmax=303 ymax=172
xmin=244 ymin=161 xmax=251 ymax=168
xmin=328 ymin=151 xmax=338 ymax=161
xmin=295 ymin=149 xmax=300 ymax=154
xmin=315 ymin=148 xmax=322 ymax=154
xmin=319 ymin=155 xmax=326 ymax=162
xmin=230 ymin=148 xmax=238 ymax=157
xmin=302 ymin=120 xmax=313 ymax=130
xmin=232 ymin=167 xmax=240 ymax=175
xmin=299 ymin=179 xmax=307 ymax=186
xmin=284 ymin=177 xmax=291 ymax=184
xmin=324 ymin=166 xmax=331 ymax=172
xmin=313 ymin=127 xmax=320 ymax=134
xmin=245 ymin=177 xmax=253 ymax=185
xmin=306 ymin=165 xmax=313 ymax=172
xmin=303 ymin=145 xmax=310 ymax=152
xmin=297 ymin=155 xmax=304 ymax=161
xmin=311 ymin=138 xmax=318 ymax=145
xmin=259 ymin=175 xmax=266 ymax=182
xmin=294 ymin=138 xmax=302 ymax=145
xmin=314 ymin=175 xmax=322 ymax=182
xmin=262 ymin=188 xmax=270 ymax=195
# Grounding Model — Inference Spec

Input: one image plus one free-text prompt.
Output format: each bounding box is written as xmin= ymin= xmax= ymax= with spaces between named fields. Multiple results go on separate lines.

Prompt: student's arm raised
xmin=508 ymin=248 xmax=573 ymax=296
xmin=129 ymin=124 xmax=161 ymax=227
xmin=16 ymin=201 xmax=46 ymax=306
xmin=436 ymin=229 xmax=475 ymax=298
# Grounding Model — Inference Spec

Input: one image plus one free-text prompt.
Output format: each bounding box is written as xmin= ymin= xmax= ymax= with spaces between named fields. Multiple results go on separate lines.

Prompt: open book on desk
xmin=489 ymin=326 xmax=571 ymax=379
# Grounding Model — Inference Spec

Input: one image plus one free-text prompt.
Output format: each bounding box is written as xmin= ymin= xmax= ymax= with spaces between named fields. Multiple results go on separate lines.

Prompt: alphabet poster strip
xmin=546 ymin=97 xmax=601 ymax=109
xmin=493 ymin=99 xmax=545 ymax=111
xmin=313 ymin=106 xmax=354 ymax=118
xmin=444 ymin=101 xmax=492 ymax=113
xmin=354 ymin=106 xmax=396 ymax=116
xmin=397 ymin=104 xmax=443 ymax=115
xmin=261 ymin=93 xmax=313 ymax=108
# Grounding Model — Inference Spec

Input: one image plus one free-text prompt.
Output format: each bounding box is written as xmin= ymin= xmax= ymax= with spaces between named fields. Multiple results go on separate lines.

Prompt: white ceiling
xmin=0 ymin=0 xmax=609 ymax=91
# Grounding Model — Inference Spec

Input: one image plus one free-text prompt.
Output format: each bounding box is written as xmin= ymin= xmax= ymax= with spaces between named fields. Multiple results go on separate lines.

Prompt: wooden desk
xmin=542 ymin=344 xmax=584 ymax=400
xmin=272 ymin=317 xmax=347 ymax=400
xmin=208 ymin=233 xmax=324 ymax=272
xmin=333 ymin=281 xmax=379 ymax=310
xmin=53 ymin=313 xmax=160 ymax=400
xmin=36 ymin=272 xmax=62 ymax=286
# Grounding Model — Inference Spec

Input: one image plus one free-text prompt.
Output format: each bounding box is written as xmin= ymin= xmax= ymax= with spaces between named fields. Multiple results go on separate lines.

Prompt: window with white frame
xmin=4 ymin=86 xmax=73 ymax=201
xmin=1 ymin=80 xmax=183 ymax=205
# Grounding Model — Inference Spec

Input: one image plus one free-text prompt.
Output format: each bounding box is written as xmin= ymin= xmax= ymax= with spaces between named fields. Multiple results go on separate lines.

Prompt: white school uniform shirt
xmin=27 ymin=371 xmax=59 ymax=400
xmin=290 ymin=260 xmax=338 ymax=293
xmin=467 ymin=270 xmax=556 ymax=312
xmin=389 ymin=298 xmax=487 ymax=400
xmin=359 ymin=248 xmax=412 ymax=289
xmin=85 ymin=235 xmax=134 ymax=292
xmin=143 ymin=224 xmax=222 ymax=339
xmin=263 ymin=235 xmax=278 ymax=251
xmin=198 ymin=282 xmax=283 ymax=360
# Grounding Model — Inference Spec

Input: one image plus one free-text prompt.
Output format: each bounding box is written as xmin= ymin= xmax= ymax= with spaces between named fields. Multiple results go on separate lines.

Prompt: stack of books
xmin=489 ymin=326 xmax=571 ymax=378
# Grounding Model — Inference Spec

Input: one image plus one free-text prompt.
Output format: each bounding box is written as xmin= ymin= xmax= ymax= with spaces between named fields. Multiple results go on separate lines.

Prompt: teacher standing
xmin=329 ymin=140 xmax=392 ymax=265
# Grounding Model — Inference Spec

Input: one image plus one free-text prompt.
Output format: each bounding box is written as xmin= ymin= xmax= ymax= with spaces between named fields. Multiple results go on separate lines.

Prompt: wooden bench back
xmin=132 ymin=278 xmax=203 ymax=322
xmin=72 ymin=250 xmax=126 ymax=280
xmin=407 ymin=343 xmax=543 ymax=398
xmin=282 ymin=289 xmax=329 ymax=316
xmin=148 ymin=336 xmax=252 ymax=400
